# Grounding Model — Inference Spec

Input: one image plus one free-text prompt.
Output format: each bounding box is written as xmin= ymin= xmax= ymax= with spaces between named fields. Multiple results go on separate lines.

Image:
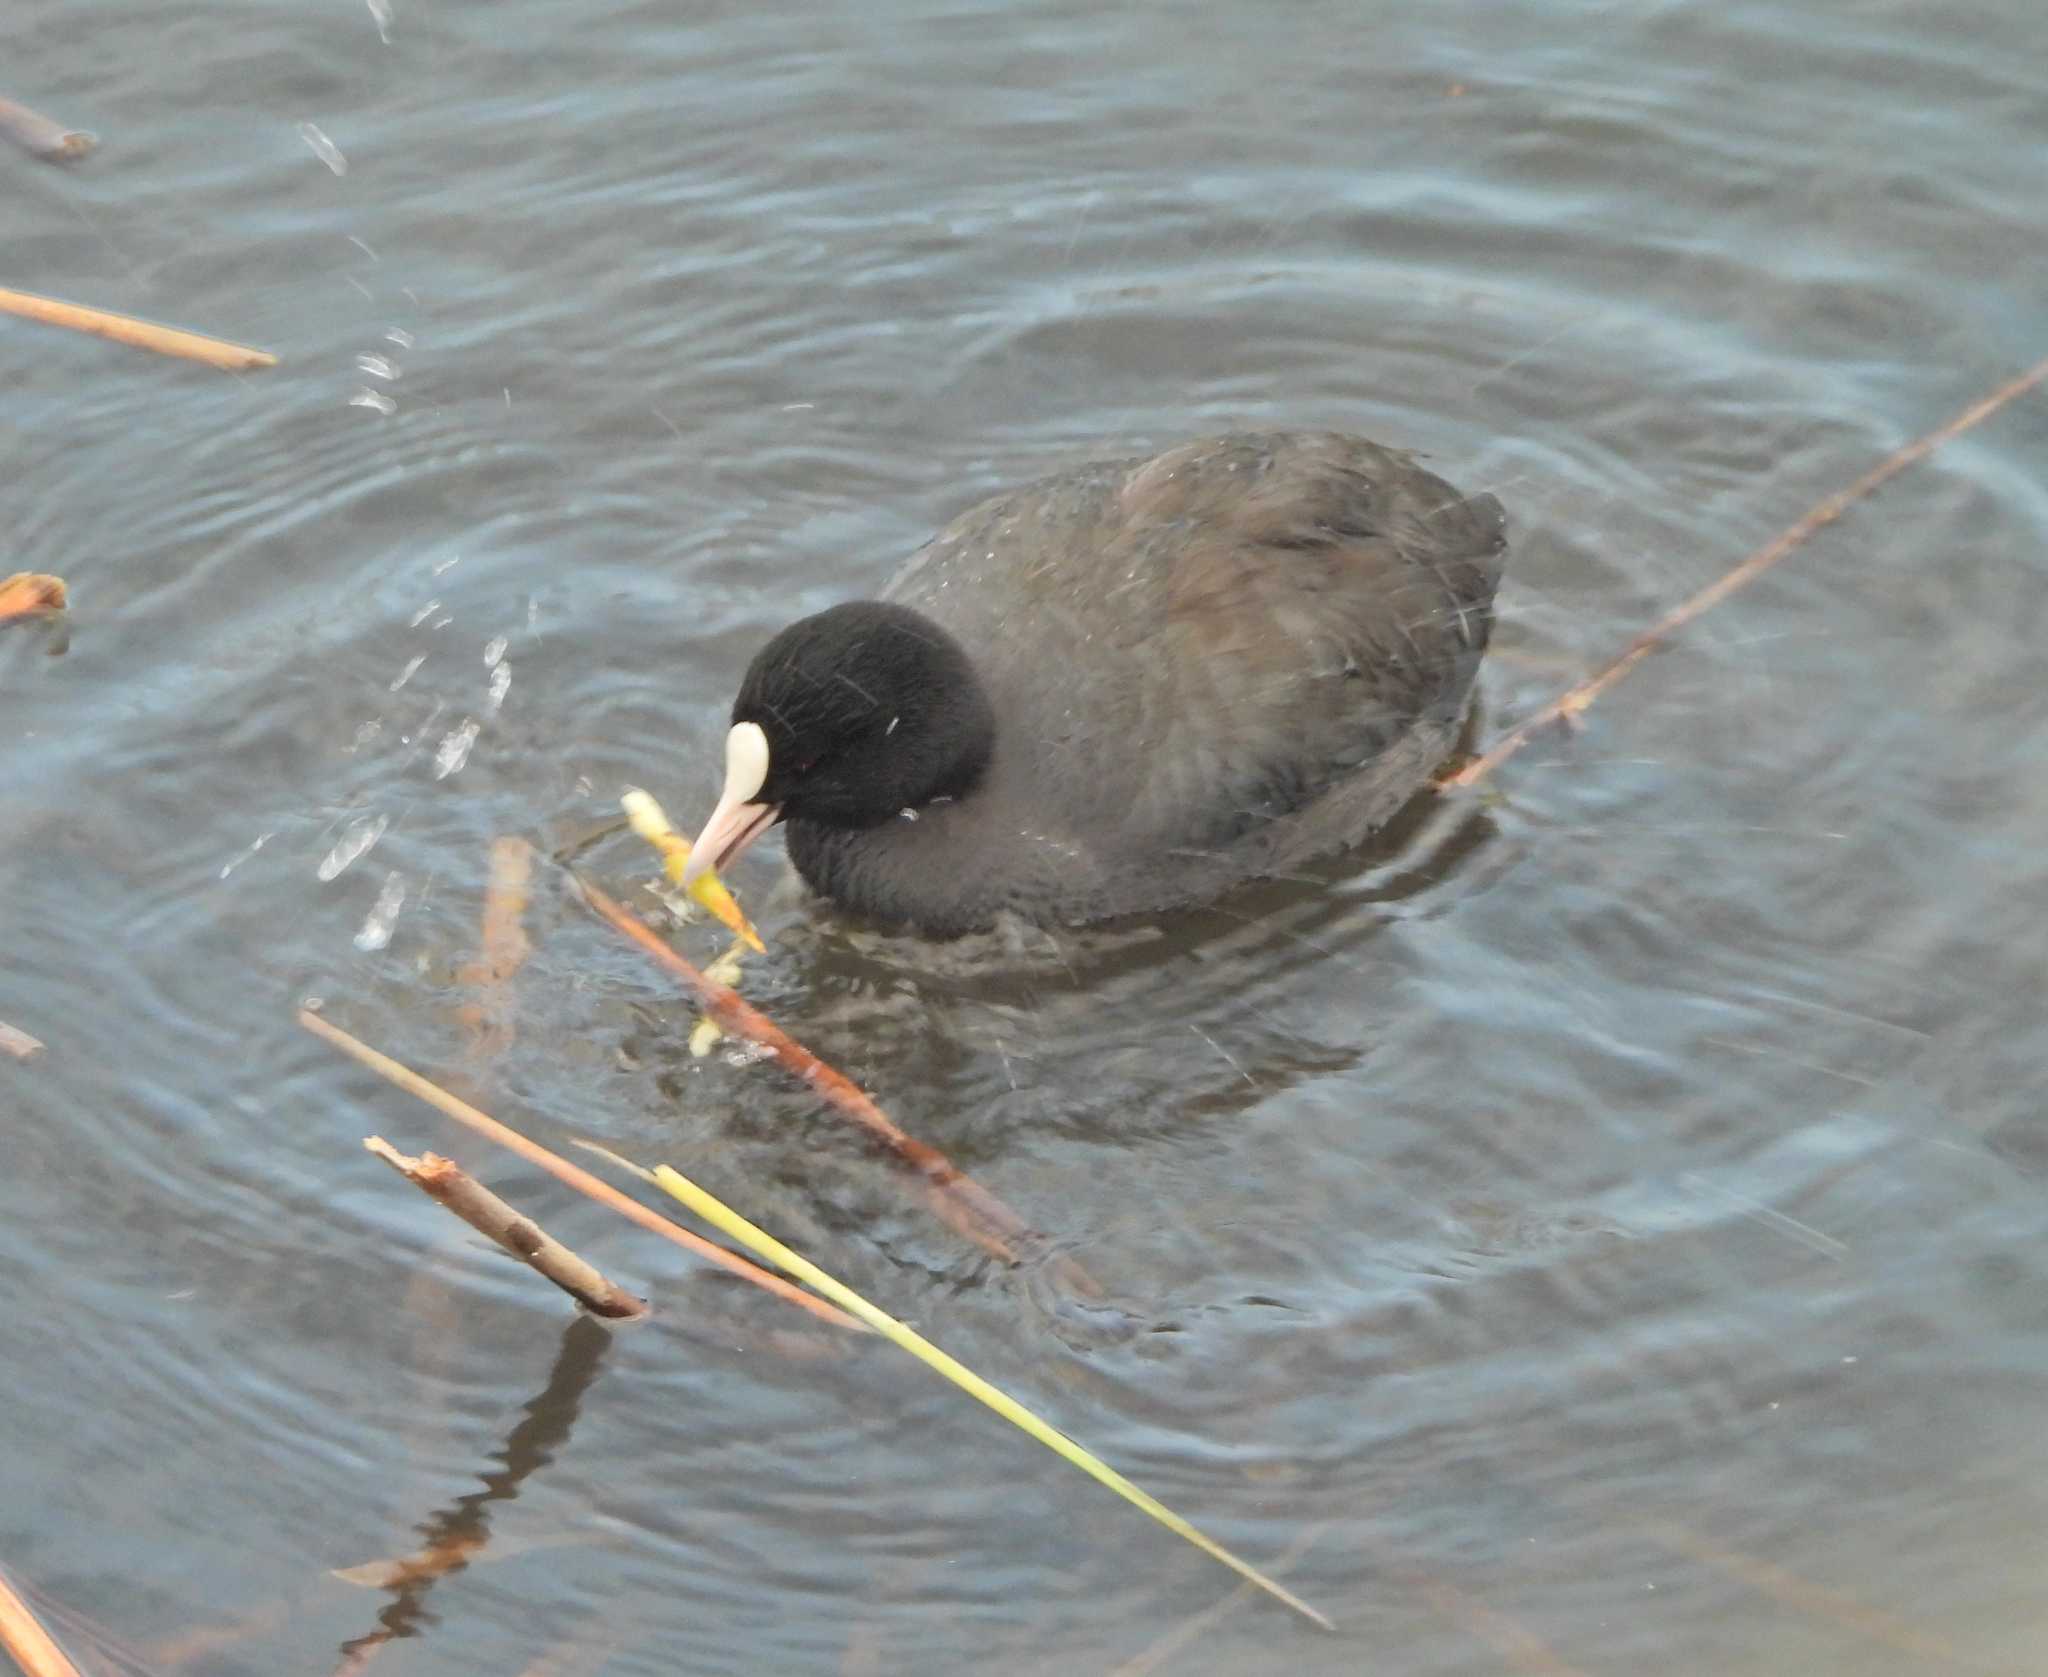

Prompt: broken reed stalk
xmin=297 ymin=1008 xmax=860 ymax=1332
xmin=1 ymin=1591 xmax=154 ymax=1677
xmin=1111 ymin=1519 xmax=1335 ymax=1676
xmin=0 ymin=575 xmax=67 ymax=624
xmin=455 ymin=835 xmax=536 ymax=1061
xmin=0 ymin=285 xmax=278 ymax=371
xmin=463 ymin=836 xmax=535 ymax=987
xmin=0 ymin=96 xmax=95 ymax=162
xmin=607 ymin=1149 xmax=1333 ymax=1631
xmin=569 ymin=874 xmax=1037 ymax=1267
xmin=1389 ymin=1561 xmax=1590 ymax=1677
xmin=1445 ymin=350 xmax=2048 ymax=790
xmin=1628 ymin=1517 xmax=1964 ymax=1665
xmin=365 ymin=1136 xmax=649 ymax=1321
xmin=0 ymin=1020 xmax=44 ymax=1060
xmin=0 ymin=1567 xmax=85 ymax=1677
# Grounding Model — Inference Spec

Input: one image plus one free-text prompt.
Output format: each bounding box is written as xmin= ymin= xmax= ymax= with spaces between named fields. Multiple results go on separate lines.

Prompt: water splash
xmin=433 ymin=719 xmax=480 ymax=779
xmin=389 ymin=654 xmax=425 ymax=692
xmin=483 ymin=636 xmax=508 ymax=668
xmin=220 ymin=831 xmax=276 ymax=881
xmin=298 ymin=122 xmax=347 ymax=175
xmin=353 ymin=871 xmax=407 ymax=951
xmin=485 ymin=661 xmax=511 ymax=716
xmin=366 ymin=0 xmax=394 ymax=44
xmin=349 ymin=389 xmax=396 ymax=415
xmin=355 ymin=353 xmax=400 ymax=381
xmin=318 ymin=814 xmax=389 ymax=881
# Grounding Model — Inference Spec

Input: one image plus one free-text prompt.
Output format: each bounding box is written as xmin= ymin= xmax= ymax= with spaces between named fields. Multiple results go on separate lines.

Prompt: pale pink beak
xmin=681 ymin=797 xmax=778 ymax=886
xmin=681 ymin=721 xmax=779 ymax=887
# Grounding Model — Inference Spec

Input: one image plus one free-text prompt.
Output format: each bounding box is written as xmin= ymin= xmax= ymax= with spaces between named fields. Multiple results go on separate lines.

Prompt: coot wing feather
xmin=884 ymin=432 xmax=1505 ymax=876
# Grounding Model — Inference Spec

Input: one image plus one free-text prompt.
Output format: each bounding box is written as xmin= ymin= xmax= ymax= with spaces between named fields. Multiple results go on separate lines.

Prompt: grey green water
xmin=4 ymin=1 xmax=2046 ymax=1671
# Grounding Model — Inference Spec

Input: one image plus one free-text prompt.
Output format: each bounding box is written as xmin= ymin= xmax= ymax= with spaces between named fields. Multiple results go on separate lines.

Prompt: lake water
xmin=4 ymin=1 xmax=2047 ymax=1672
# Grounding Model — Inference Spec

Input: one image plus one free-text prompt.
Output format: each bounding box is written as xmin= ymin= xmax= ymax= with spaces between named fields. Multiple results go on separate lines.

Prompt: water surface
xmin=4 ymin=1 xmax=2047 ymax=1671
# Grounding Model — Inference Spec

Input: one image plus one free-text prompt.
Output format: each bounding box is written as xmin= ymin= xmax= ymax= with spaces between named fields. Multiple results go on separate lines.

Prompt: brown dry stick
xmin=0 ymin=575 xmax=66 ymax=624
xmin=0 ymin=95 xmax=95 ymax=162
xmin=1629 ymin=1516 xmax=1968 ymax=1667
xmin=456 ymin=835 xmax=536 ymax=1059
xmin=570 ymin=874 xmax=1040 ymax=1269
xmin=0 ymin=1566 xmax=86 ymax=1677
xmin=365 ymin=1136 xmax=650 ymax=1320
xmin=470 ymin=836 xmax=535 ymax=985
xmin=1445 ymin=351 xmax=2048 ymax=790
xmin=0 ymin=1021 xmax=44 ymax=1060
xmin=299 ymin=1008 xmax=861 ymax=1330
xmin=0 ymin=285 xmax=277 ymax=371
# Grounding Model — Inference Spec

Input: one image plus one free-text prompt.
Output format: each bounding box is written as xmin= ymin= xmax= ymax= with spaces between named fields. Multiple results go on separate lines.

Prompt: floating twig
xmin=0 ymin=1021 xmax=43 ymax=1061
xmin=1388 ymin=1558 xmax=1590 ymax=1676
xmin=0 ymin=285 xmax=277 ymax=371
xmin=298 ymin=1008 xmax=861 ymax=1331
xmin=589 ymin=1145 xmax=1332 ymax=1631
xmin=455 ymin=836 xmax=534 ymax=1060
xmin=1111 ymin=1519 xmax=1335 ymax=1675
xmin=0 ymin=1579 xmax=153 ymax=1677
xmin=465 ymin=837 xmax=535 ymax=987
xmin=570 ymin=874 xmax=1049 ymax=1269
xmin=1445 ymin=351 xmax=2048 ymax=789
xmin=0 ymin=1566 xmax=85 ymax=1677
xmin=1630 ymin=1516 xmax=1967 ymax=1666
xmin=0 ymin=96 xmax=95 ymax=162
xmin=365 ymin=1136 xmax=650 ymax=1321
xmin=0 ymin=575 xmax=66 ymax=625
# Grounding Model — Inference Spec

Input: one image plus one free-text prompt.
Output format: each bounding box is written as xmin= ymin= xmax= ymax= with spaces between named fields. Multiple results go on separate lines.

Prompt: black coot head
xmin=737 ymin=601 xmax=994 ymax=827
xmin=682 ymin=601 xmax=995 ymax=882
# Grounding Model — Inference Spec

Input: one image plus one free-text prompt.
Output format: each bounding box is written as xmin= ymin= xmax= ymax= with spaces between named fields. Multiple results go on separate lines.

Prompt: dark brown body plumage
xmin=785 ymin=431 xmax=1507 ymax=932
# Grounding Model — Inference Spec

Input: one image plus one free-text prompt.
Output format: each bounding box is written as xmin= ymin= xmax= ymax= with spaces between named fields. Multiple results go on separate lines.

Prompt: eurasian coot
xmin=683 ymin=430 xmax=1507 ymax=935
